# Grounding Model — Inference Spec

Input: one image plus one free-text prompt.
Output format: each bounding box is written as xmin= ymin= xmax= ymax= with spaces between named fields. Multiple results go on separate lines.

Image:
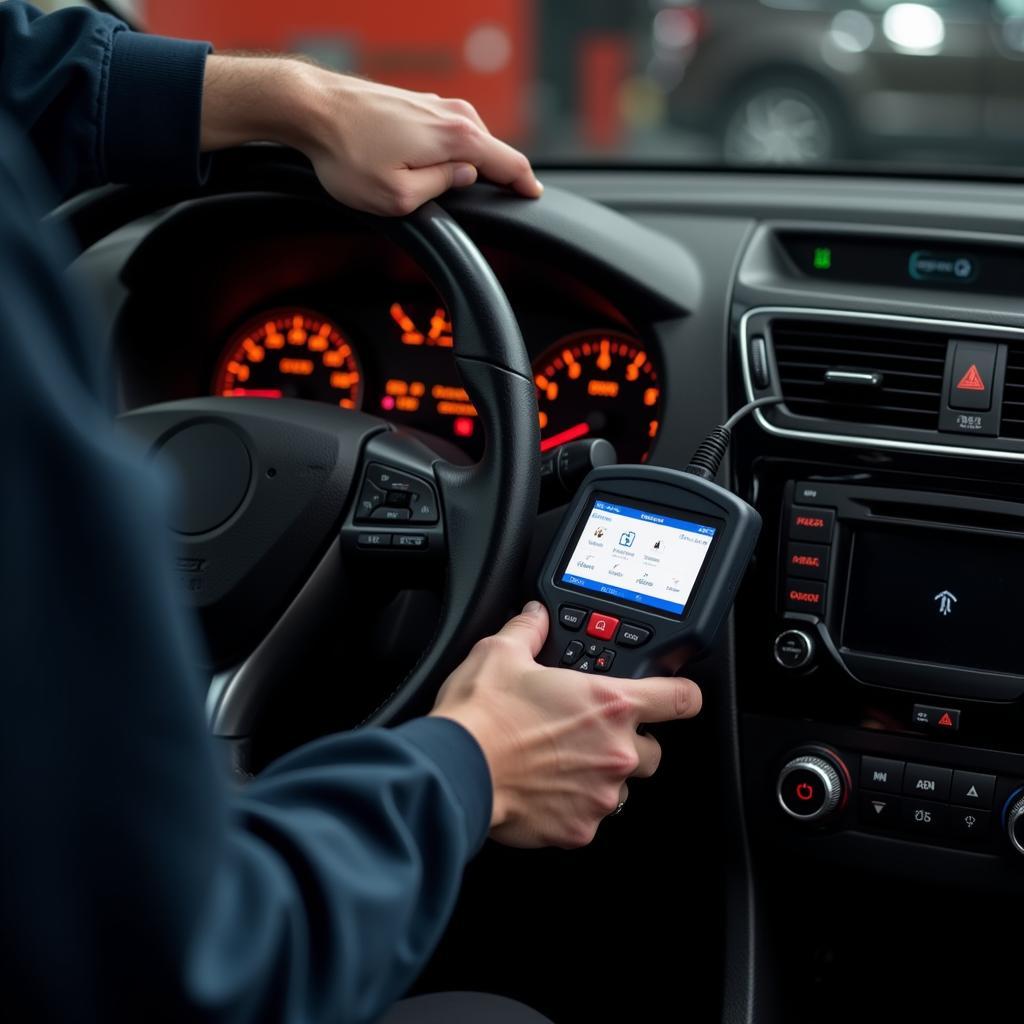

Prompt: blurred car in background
xmin=650 ymin=0 xmax=1024 ymax=166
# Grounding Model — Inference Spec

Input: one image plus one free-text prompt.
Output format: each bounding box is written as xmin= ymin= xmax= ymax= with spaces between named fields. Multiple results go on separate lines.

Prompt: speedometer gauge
xmin=533 ymin=330 xmax=661 ymax=463
xmin=214 ymin=309 xmax=362 ymax=409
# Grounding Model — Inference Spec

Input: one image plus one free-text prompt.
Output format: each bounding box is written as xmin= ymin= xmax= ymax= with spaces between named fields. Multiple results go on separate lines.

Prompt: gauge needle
xmin=540 ymin=422 xmax=591 ymax=452
xmin=225 ymin=389 xmax=284 ymax=398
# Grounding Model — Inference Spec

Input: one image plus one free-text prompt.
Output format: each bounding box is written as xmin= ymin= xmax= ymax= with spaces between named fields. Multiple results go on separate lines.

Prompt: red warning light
xmin=453 ymin=416 xmax=475 ymax=439
xmin=956 ymin=364 xmax=986 ymax=392
xmin=795 ymin=783 xmax=815 ymax=802
xmin=937 ymin=712 xmax=954 ymax=728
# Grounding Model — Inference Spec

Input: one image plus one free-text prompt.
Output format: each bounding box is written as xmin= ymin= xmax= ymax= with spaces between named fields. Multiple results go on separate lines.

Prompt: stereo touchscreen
xmin=842 ymin=526 xmax=1024 ymax=676
xmin=558 ymin=497 xmax=721 ymax=618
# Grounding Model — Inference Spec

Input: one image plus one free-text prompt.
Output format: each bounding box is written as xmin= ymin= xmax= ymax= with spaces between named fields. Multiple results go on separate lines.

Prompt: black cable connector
xmin=683 ymin=397 xmax=784 ymax=481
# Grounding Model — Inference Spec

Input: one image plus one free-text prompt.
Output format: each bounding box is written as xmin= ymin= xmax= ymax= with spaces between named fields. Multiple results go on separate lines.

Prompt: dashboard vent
xmin=1001 ymin=345 xmax=1024 ymax=439
xmin=770 ymin=319 xmax=946 ymax=430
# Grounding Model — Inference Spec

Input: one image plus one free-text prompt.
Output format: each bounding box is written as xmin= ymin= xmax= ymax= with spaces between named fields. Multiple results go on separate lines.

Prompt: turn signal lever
xmin=539 ymin=438 xmax=617 ymax=510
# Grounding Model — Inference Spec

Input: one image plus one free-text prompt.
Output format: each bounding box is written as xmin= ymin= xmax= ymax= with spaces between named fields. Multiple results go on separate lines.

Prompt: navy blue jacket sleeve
xmin=0 ymin=1 xmax=212 ymax=197
xmin=0 ymin=113 xmax=492 ymax=1023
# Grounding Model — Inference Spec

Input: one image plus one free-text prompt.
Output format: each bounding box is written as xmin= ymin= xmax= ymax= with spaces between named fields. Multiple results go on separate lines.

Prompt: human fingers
xmin=486 ymin=601 xmax=549 ymax=660
xmin=448 ymin=123 xmax=542 ymax=197
xmin=622 ymin=676 xmax=703 ymax=725
xmin=632 ymin=731 xmax=663 ymax=779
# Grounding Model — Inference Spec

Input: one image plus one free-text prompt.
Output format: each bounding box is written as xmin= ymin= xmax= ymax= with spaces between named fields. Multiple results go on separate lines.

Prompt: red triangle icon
xmin=937 ymin=712 xmax=954 ymax=727
xmin=956 ymin=364 xmax=986 ymax=391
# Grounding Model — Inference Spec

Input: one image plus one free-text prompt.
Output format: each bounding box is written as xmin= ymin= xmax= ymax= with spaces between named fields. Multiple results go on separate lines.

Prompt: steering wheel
xmin=55 ymin=149 xmax=540 ymax=760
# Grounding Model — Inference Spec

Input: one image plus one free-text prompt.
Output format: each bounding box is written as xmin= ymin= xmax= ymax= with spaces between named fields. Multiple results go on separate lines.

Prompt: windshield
xmin=56 ymin=0 xmax=1024 ymax=175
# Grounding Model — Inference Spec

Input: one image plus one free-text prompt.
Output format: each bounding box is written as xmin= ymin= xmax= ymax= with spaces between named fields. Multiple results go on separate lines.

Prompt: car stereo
xmin=777 ymin=480 xmax=1024 ymax=700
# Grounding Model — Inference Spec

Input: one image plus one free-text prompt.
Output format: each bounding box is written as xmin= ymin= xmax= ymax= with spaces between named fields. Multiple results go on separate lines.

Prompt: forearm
xmin=200 ymin=54 xmax=326 ymax=154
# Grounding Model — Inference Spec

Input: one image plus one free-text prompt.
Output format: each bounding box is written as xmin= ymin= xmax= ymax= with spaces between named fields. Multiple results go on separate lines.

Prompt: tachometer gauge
xmin=214 ymin=309 xmax=362 ymax=409
xmin=533 ymin=330 xmax=661 ymax=463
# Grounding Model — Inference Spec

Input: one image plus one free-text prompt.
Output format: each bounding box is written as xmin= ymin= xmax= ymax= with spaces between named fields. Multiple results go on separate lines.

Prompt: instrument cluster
xmin=210 ymin=300 xmax=663 ymax=462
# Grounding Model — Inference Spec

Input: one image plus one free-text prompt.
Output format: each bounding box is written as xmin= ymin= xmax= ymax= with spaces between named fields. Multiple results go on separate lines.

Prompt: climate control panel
xmin=768 ymin=740 xmax=1024 ymax=859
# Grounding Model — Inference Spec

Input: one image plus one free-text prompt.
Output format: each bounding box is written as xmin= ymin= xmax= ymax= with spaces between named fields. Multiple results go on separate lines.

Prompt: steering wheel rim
xmin=55 ymin=147 xmax=540 ymax=740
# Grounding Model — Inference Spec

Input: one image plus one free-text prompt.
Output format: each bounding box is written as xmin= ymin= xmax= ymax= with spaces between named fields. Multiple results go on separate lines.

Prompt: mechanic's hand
xmin=201 ymin=56 xmax=543 ymax=215
xmin=431 ymin=602 xmax=702 ymax=849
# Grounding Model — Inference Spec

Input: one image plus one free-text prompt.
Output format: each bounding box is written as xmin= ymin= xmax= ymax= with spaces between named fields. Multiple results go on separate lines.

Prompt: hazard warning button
xmin=948 ymin=341 xmax=996 ymax=412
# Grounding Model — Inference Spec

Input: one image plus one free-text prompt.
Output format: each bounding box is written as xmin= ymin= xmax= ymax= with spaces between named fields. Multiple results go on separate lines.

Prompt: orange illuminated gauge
xmin=213 ymin=309 xmax=362 ymax=409
xmin=533 ymin=330 xmax=662 ymax=463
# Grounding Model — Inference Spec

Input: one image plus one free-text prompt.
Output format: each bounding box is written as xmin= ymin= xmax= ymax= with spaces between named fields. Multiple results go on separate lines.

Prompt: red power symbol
xmin=796 ymin=783 xmax=815 ymax=802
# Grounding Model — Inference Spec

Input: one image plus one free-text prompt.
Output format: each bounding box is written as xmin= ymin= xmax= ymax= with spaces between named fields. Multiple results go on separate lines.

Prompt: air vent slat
xmin=769 ymin=318 xmax=945 ymax=431
xmin=1002 ymin=347 xmax=1024 ymax=438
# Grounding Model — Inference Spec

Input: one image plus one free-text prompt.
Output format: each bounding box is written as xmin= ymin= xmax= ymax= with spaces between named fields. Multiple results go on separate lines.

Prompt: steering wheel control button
xmin=154 ymin=423 xmax=252 ymax=535
xmin=1004 ymin=792 xmax=1024 ymax=856
xmin=357 ymin=532 xmax=392 ymax=548
xmin=950 ymin=807 xmax=991 ymax=841
xmin=561 ymin=641 xmax=584 ymax=665
xmin=616 ymin=623 xmax=651 ymax=647
xmin=860 ymin=757 xmax=905 ymax=795
xmin=773 ymin=629 xmax=815 ymax=670
xmin=393 ymin=534 xmax=427 ymax=549
xmin=860 ymin=793 xmax=901 ymax=828
xmin=948 ymin=341 xmax=996 ymax=412
xmin=594 ymin=649 xmax=615 ymax=673
xmin=559 ymin=606 xmax=587 ymax=631
xmin=788 ymin=506 xmax=835 ymax=543
xmin=784 ymin=542 xmax=830 ymax=581
xmin=912 ymin=704 xmax=960 ymax=733
xmin=777 ymin=754 xmax=843 ymax=822
xmin=902 ymin=800 xmax=948 ymax=836
xmin=903 ymin=763 xmax=952 ymax=801
xmin=585 ymin=612 xmax=620 ymax=640
xmin=783 ymin=579 xmax=826 ymax=616
xmin=358 ymin=464 xmax=440 ymax=525
xmin=357 ymin=482 xmax=386 ymax=518
xmin=410 ymin=491 xmax=438 ymax=523
xmin=372 ymin=507 xmax=412 ymax=522
xmin=951 ymin=770 xmax=996 ymax=807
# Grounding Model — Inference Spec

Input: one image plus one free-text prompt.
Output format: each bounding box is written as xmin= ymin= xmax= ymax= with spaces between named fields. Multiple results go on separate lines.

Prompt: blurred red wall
xmin=146 ymin=0 xmax=534 ymax=142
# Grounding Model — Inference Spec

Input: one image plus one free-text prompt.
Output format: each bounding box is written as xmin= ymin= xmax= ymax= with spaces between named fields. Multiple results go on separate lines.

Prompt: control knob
xmin=774 ymin=629 xmax=815 ymax=670
xmin=1005 ymin=791 xmax=1024 ymax=856
xmin=777 ymin=752 xmax=848 ymax=823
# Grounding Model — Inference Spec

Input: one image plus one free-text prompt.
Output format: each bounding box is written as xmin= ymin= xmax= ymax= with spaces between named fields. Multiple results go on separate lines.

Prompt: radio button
xmin=950 ymin=806 xmax=991 ymax=841
xmin=861 ymin=792 xmax=901 ymax=828
xmin=616 ymin=623 xmax=651 ymax=647
xmin=951 ymin=770 xmax=996 ymax=808
xmin=794 ymin=483 xmax=834 ymax=506
xmin=861 ymin=756 xmax=905 ymax=794
xmin=903 ymin=763 xmax=952 ymax=801
xmin=785 ymin=542 xmax=830 ymax=581
xmin=783 ymin=579 xmax=826 ymax=615
xmin=788 ymin=506 xmax=835 ymax=543
xmin=902 ymin=799 xmax=949 ymax=836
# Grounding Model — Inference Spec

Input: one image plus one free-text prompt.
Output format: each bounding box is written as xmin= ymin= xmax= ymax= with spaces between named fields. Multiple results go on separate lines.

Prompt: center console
xmin=735 ymin=459 xmax=1024 ymax=874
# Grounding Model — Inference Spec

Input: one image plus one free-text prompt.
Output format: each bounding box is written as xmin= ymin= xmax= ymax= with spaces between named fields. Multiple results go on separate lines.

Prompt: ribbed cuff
xmin=104 ymin=31 xmax=213 ymax=186
xmin=396 ymin=718 xmax=493 ymax=853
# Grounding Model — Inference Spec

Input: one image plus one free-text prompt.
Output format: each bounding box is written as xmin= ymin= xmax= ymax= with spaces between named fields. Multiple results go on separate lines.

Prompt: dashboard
xmin=113 ymin=196 xmax=664 ymax=465
xmin=72 ymin=166 xmax=1024 ymax=1023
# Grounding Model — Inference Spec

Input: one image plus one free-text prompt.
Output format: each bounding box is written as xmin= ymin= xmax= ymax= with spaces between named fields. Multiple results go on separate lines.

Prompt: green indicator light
xmin=813 ymin=247 xmax=832 ymax=271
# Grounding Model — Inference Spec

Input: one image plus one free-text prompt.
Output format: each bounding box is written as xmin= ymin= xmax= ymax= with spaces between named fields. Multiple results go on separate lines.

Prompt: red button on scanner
xmin=586 ymin=612 xmax=620 ymax=640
